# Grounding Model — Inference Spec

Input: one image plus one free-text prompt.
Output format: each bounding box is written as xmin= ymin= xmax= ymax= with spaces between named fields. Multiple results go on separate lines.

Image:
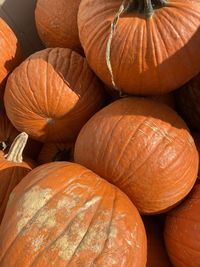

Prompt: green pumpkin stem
xmin=126 ymin=0 xmax=167 ymax=17
xmin=5 ymin=132 xmax=28 ymax=163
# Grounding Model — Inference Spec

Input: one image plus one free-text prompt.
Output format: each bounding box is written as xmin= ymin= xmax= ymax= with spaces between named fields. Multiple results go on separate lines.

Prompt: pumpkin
xmin=4 ymin=48 xmax=104 ymax=143
xmin=164 ymin=183 xmax=200 ymax=267
xmin=0 ymin=162 xmax=147 ymax=266
xmin=0 ymin=107 xmax=18 ymax=151
xmin=149 ymin=93 xmax=175 ymax=109
xmin=38 ymin=142 xmax=74 ymax=164
xmin=192 ymin=132 xmax=200 ymax=177
xmin=74 ymin=97 xmax=198 ymax=214
xmin=0 ymin=132 xmax=35 ymax=222
xmin=175 ymin=72 xmax=200 ymax=131
xmin=0 ymin=18 xmax=22 ymax=100
xmin=143 ymin=216 xmax=172 ymax=267
xmin=35 ymin=0 xmax=83 ymax=54
xmin=78 ymin=0 xmax=200 ymax=95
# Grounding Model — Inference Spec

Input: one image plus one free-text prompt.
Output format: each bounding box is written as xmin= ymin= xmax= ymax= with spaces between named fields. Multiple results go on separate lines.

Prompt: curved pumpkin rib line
xmin=165 ymin=230 xmax=200 ymax=254
xmin=165 ymin=248 xmax=189 ymax=267
xmin=29 ymin=188 xmax=105 ymax=266
xmin=91 ymin=187 xmax=116 ymax=265
xmin=166 ymin=215 xmax=200 ymax=228
xmin=65 ymin=190 xmax=109 ymax=265
xmin=0 ymin=169 xmax=92 ymax=262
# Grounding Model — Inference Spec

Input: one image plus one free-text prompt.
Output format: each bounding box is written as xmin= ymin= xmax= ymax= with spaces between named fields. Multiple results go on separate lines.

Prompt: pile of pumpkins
xmin=0 ymin=0 xmax=200 ymax=266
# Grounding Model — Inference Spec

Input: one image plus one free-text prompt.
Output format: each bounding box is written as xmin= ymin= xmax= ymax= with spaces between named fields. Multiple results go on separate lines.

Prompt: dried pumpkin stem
xmin=5 ymin=132 xmax=28 ymax=163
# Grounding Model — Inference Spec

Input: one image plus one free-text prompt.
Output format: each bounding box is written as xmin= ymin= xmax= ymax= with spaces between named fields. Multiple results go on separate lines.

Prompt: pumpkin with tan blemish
xmin=74 ymin=97 xmax=199 ymax=214
xmin=0 ymin=18 xmax=22 ymax=100
xmin=4 ymin=47 xmax=104 ymax=143
xmin=164 ymin=183 xmax=200 ymax=267
xmin=38 ymin=142 xmax=74 ymax=164
xmin=78 ymin=0 xmax=200 ymax=95
xmin=0 ymin=132 xmax=35 ymax=222
xmin=35 ymin=0 xmax=83 ymax=54
xmin=0 ymin=162 xmax=147 ymax=266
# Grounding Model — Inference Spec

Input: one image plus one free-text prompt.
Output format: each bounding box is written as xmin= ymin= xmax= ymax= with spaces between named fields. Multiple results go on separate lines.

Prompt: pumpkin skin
xmin=164 ymin=183 xmax=200 ymax=267
xmin=192 ymin=132 xmax=200 ymax=177
xmin=4 ymin=48 xmax=104 ymax=143
xmin=143 ymin=216 xmax=172 ymax=267
xmin=35 ymin=0 xmax=83 ymax=54
xmin=0 ymin=162 xmax=147 ymax=267
xmin=0 ymin=132 xmax=35 ymax=223
xmin=74 ymin=97 xmax=199 ymax=214
xmin=78 ymin=0 xmax=200 ymax=95
xmin=149 ymin=93 xmax=175 ymax=109
xmin=175 ymin=73 xmax=200 ymax=131
xmin=38 ymin=142 xmax=74 ymax=164
xmin=0 ymin=18 xmax=22 ymax=100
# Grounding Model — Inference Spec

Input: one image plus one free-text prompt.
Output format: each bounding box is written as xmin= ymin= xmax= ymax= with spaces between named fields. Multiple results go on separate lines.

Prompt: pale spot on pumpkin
xmin=57 ymin=196 xmax=78 ymax=212
xmin=36 ymin=207 xmax=57 ymax=229
xmin=53 ymin=196 xmax=102 ymax=261
xmin=17 ymin=186 xmax=53 ymax=234
xmin=32 ymin=235 xmax=44 ymax=252
xmin=46 ymin=117 xmax=55 ymax=125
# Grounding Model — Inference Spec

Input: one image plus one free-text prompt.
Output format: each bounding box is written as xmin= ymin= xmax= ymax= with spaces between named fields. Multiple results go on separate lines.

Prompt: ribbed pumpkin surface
xmin=35 ymin=0 xmax=83 ymax=54
xmin=74 ymin=97 xmax=199 ymax=214
xmin=164 ymin=183 xmax=200 ymax=267
xmin=78 ymin=0 xmax=200 ymax=95
xmin=4 ymin=48 xmax=104 ymax=143
xmin=0 ymin=162 xmax=147 ymax=266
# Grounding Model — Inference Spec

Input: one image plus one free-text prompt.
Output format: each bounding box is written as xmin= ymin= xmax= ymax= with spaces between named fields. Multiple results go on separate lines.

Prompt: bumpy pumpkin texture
xmin=0 ymin=18 xmax=22 ymax=100
xmin=143 ymin=216 xmax=172 ymax=267
xmin=164 ymin=183 xmax=200 ymax=267
xmin=4 ymin=48 xmax=104 ymax=143
xmin=75 ymin=97 xmax=199 ymax=214
xmin=78 ymin=0 xmax=200 ymax=95
xmin=0 ymin=132 xmax=34 ymax=222
xmin=35 ymin=0 xmax=83 ymax=54
xmin=0 ymin=162 xmax=147 ymax=267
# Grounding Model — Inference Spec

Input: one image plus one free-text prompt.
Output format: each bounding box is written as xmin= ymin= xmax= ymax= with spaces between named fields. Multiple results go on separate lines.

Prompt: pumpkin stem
xmin=5 ymin=132 xmax=28 ymax=163
xmin=126 ymin=0 xmax=167 ymax=17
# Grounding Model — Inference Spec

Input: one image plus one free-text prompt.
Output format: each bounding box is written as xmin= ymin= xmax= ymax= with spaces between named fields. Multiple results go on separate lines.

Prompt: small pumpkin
xmin=38 ymin=142 xmax=74 ymax=164
xmin=78 ymin=0 xmax=200 ymax=95
xmin=0 ymin=18 xmax=22 ymax=100
xmin=0 ymin=132 xmax=35 ymax=222
xmin=35 ymin=0 xmax=83 ymax=54
xmin=0 ymin=162 xmax=147 ymax=266
xmin=164 ymin=183 xmax=200 ymax=267
xmin=4 ymin=48 xmax=104 ymax=143
xmin=75 ymin=97 xmax=198 ymax=214
xmin=175 ymin=73 xmax=200 ymax=131
xmin=143 ymin=216 xmax=172 ymax=267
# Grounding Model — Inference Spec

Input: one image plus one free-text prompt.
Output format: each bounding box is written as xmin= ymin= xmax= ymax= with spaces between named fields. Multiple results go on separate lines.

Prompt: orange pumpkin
xmin=0 ymin=162 xmax=147 ymax=266
xmin=0 ymin=18 xmax=22 ymax=100
xmin=143 ymin=216 xmax=172 ymax=267
xmin=74 ymin=97 xmax=198 ymax=214
xmin=0 ymin=132 xmax=35 ymax=222
xmin=4 ymin=48 xmax=104 ymax=143
xmin=35 ymin=0 xmax=83 ymax=54
xmin=164 ymin=183 xmax=200 ymax=267
xmin=78 ymin=0 xmax=200 ymax=95
xmin=38 ymin=142 xmax=74 ymax=164
xmin=192 ymin=132 xmax=200 ymax=177
xmin=175 ymin=73 xmax=200 ymax=131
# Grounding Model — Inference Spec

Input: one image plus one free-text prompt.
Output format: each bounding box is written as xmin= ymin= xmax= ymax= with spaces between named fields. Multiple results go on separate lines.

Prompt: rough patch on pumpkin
xmin=17 ymin=185 xmax=53 ymax=234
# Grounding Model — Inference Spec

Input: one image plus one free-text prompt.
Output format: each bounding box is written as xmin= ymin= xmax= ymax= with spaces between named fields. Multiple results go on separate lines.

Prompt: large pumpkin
xmin=0 ymin=18 xmax=22 ymax=100
xmin=35 ymin=0 xmax=83 ymax=54
xmin=78 ymin=0 xmax=200 ymax=95
xmin=74 ymin=97 xmax=198 ymax=214
xmin=0 ymin=132 xmax=34 ymax=222
xmin=0 ymin=162 xmax=147 ymax=266
xmin=143 ymin=216 xmax=172 ymax=267
xmin=164 ymin=183 xmax=200 ymax=267
xmin=175 ymin=72 xmax=200 ymax=131
xmin=38 ymin=142 xmax=74 ymax=164
xmin=4 ymin=48 xmax=104 ymax=143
